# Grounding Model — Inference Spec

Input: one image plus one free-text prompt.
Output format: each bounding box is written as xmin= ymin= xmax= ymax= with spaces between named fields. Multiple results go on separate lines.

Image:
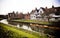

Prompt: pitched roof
xmin=43 ymin=7 xmax=60 ymax=15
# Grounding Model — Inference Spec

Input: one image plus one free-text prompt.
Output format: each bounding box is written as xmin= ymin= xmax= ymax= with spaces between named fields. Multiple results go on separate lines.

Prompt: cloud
xmin=0 ymin=0 xmax=60 ymax=15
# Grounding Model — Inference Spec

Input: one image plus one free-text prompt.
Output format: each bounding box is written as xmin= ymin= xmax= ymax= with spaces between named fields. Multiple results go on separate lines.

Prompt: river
xmin=0 ymin=19 xmax=33 ymax=31
xmin=1 ymin=19 xmax=58 ymax=38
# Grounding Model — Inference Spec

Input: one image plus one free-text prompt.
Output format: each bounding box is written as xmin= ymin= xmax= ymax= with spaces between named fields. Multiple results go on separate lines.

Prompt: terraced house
xmin=8 ymin=11 xmax=24 ymax=20
xmin=43 ymin=6 xmax=60 ymax=21
xmin=30 ymin=7 xmax=44 ymax=20
xmin=24 ymin=12 xmax=30 ymax=20
xmin=30 ymin=6 xmax=60 ymax=21
xmin=8 ymin=6 xmax=60 ymax=22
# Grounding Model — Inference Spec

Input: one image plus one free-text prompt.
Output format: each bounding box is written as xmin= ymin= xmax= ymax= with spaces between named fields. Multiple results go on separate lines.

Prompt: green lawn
xmin=0 ymin=23 xmax=48 ymax=38
xmin=12 ymin=19 xmax=49 ymax=24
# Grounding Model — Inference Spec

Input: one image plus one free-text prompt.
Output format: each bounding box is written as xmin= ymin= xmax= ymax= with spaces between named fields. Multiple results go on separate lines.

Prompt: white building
xmin=30 ymin=7 xmax=44 ymax=20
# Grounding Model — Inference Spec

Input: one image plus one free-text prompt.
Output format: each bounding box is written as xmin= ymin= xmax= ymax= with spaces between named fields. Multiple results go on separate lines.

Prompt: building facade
xmin=30 ymin=8 xmax=44 ymax=20
xmin=8 ymin=11 xmax=24 ymax=20
xmin=24 ymin=12 xmax=30 ymax=20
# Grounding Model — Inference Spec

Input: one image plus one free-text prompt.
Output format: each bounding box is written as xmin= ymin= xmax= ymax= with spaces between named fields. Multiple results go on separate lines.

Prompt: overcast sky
xmin=0 ymin=0 xmax=60 ymax=15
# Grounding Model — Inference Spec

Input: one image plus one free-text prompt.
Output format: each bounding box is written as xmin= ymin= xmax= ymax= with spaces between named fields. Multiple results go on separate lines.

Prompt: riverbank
xmin=9 ymin=19 xmax=60 ymax=30
xmin=0 ymin=23 xmax=48 ymax=38
xmin=11 ymin=19 xmax=49 ymax=25
xmin=0 ymin=18 xmax=3 ymax=20
xmin=7 ymin=19 xmax=60 ymax=38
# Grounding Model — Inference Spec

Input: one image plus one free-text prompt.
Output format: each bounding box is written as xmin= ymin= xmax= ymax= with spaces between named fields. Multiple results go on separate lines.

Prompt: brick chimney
xmin=52 ymin=5 xmax=54 ymax=8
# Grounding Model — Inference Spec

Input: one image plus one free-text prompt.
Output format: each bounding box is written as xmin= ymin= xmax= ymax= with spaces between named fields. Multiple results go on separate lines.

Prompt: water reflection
xmin=0 ymin=19 xmax=32 ymax=31
xmin=16 ymin=24 xmax=32 ymax=31
xmin=17 ymin=24 xmax=20 ymax=28
xmin=0 ymin=19 xmax=8 ymax=24
xmin=0 ymin=19 xmax=60 ymax=38
xmin=22 ymin=25 xmax=32 ymax=31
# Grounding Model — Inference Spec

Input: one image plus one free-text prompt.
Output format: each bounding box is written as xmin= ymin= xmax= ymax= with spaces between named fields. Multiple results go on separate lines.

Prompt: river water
xmin=0 ymin=19 xmax=32 ymax=31
xmin=0 ymin=19 xmax=8 ymax=24
xmin=0 ymin=19 xmax=59 ymax=38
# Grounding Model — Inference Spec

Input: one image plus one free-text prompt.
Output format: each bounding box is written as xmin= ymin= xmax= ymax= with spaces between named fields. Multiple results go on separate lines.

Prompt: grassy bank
xmin=0 ymin=18 xmax=3 ymax=20
xmin=0 ymin=23 xmax=47 ymax=38
xmin=12 ymin=19 xmax=49 ymax=24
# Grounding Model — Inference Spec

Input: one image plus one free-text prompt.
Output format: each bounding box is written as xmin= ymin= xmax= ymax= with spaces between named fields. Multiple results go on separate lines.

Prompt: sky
xmin=0 ymin=0 xmax=60 ymax=15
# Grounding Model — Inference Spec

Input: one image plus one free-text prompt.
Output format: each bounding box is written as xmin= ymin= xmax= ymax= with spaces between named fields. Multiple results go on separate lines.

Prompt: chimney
xmin=12 ymin=11 xmax=15 ymax=14
xmin=35 ymin=7 xmax=37 ymax=10
xmin=45 ymin=7 xmax=47 ymax=9
xmin=52 ymin=5 xmax=54 ymax=8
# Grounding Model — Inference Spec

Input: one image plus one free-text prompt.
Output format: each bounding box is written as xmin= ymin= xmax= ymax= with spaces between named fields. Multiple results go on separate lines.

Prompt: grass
xmin=0 ymin=18 xmax=3 ymax=20
xmin=0 ymin=23 xmax=48 ymax=38
xmin=12 ymin=19 xmax=49 ymax=24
